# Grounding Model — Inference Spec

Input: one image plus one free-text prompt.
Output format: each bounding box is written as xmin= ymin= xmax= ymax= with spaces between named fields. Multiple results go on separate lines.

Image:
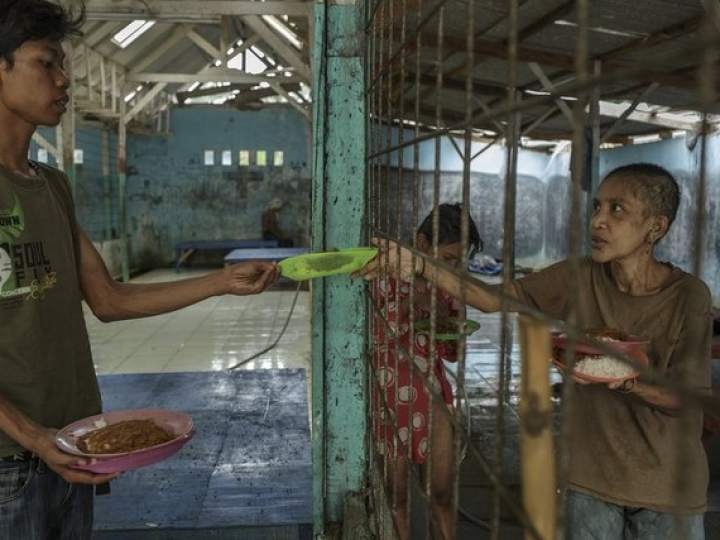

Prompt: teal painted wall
xmin=311 ymin=0 xmax=368 ymax=533
xmin=126 ymin=106 xmax=312 ymax=267
xmin=30 ymin=106 xmax=312 ymax=269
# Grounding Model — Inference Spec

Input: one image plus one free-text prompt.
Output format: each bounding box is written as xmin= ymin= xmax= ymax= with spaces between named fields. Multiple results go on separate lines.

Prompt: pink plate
xmin=55 ymin=409 xmax=194 ymax=474
xmin=552 ymin=350 xmax=649 ymax=384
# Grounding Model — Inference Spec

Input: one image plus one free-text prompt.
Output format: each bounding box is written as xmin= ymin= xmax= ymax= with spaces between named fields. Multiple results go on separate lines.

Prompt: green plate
xmin=414 ymin=318 xmax=481 ymax=341
xmin=278 ymin=247 xmax=378 ymax=281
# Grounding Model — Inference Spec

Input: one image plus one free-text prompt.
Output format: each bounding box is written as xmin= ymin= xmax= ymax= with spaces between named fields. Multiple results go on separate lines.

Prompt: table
xmin=224 ymin=247 xmax=309 ymax=264
xmin=174 ymin=239 xmax=279 ymax=271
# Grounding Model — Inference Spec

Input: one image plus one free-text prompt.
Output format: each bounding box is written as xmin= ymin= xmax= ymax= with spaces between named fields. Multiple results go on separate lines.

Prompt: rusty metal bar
xmin=423 ymin=7 xmax=445 ymax=537
xmin=366 ymin=0 xmax=452 ymax=94
xmin=492 ymin=0 xmax=519 ymax=536
xmin=364 ymin=2 xmax=720 ymax=539
xmin=451 ymin=0 xmax=475 ymax=535
xmin=557 ymin=0 xmax=589 ymax=535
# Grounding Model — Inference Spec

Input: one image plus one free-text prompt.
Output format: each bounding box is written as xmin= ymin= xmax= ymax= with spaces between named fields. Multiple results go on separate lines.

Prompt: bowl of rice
xmin=551 ymin=328 xmax=649 ymax=384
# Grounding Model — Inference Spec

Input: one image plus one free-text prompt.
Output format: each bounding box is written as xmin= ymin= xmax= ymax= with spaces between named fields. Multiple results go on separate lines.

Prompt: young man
xmin=0 ymin=2 xmax=279 ymax=538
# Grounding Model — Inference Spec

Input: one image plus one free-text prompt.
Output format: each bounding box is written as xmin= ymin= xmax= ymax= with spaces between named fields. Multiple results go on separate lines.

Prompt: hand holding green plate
xmin=278 ymin=247 xmax=378 ymax=281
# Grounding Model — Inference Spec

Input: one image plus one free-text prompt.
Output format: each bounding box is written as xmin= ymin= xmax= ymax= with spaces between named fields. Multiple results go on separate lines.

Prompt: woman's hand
xmin=353 ymin=238 xmax=421 ymax=281
xmin=608 ymin=378 xmax=636 ymax=392
xmin=216 ymin=262 xmax=280 ymax=295
xmin=29 ymin=427 xmax=119 ymax=485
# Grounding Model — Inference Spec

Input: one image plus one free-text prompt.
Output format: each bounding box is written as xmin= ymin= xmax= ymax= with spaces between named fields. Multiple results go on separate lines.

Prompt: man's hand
xmin=29 ymin=427 xmax=118 ymax=485
xmin=216 ymin=261 xmax=280 ymax=296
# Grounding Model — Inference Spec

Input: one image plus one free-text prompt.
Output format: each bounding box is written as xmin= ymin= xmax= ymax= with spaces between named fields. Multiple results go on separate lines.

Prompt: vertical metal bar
xmin=378 ymin=5 xmax=389 ymax=538
xmin=557 ymin=0 xmax=589 ymax=536
xmin=407 ymin=0 xmax=424 ymax=534
xmin=377 ymin=1 xmax=385 ymax=242
xmin=384 ymin=3 xmax=401 ymax=536
xmin=674 ymin=4 xmax=715 ymax=535
xmin=396 ymin=1 xmax=409 ymax=536
xmin=366 ymin=4 xmax=388 ymax=539
xmin=426 ymin=7 xmax=444 ymax=537
xmin=452 ymin=0 xmax=474 ymax=535
xmin=493 ymin=1 xmax=519 ymax=537
xmin=585 ymin=61 xmax=601 ymax=252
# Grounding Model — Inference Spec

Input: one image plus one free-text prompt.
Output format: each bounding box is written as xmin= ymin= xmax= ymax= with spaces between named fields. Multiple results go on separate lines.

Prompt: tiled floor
xmin=83 ymin=269 xmax=719 ymax=537
xmin=84 ymin=269 xmax=311 ymax=375
xmin=94 ymin=370 xmax=312 ymax=535
xmin=84 ymin=269 xmax=314 ymax=536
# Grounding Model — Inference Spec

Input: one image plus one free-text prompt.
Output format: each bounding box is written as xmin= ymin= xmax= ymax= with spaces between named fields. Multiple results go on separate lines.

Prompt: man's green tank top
xmin=0 ymin=162 xmax=101 ymax=456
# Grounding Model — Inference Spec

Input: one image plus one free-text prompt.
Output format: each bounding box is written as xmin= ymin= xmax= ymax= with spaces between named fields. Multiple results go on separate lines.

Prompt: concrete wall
xmin=29 ymin=114 xmax=718 ymax=300
xmin=382 ymin=132 xmax=719 ymax=301
xmin=30 ymin=106 xmax=312 ymax=270
xmin=126 ymin=106 xmax=311 ymax=268
xmin=379 ymin=132 xmax=566 ymax=265
xmin=30 ymin=125 xmax=120 ymax=242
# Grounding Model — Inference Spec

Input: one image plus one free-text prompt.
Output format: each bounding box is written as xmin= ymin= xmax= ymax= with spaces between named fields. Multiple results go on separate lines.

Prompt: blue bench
xmin=224 ymin=247 xmax=308 ymax=265
xmin=174 ymin=239 xmax=279 ymax=271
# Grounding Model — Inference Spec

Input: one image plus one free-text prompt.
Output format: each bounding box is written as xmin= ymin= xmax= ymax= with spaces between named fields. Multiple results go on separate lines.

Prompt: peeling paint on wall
xmin=126 ymin=106 xmax=312 ymax=266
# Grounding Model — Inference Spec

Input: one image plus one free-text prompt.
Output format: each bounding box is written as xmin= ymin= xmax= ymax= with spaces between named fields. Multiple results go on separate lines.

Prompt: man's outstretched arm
xmin=77 ymin=227 xmax=279 ymax=322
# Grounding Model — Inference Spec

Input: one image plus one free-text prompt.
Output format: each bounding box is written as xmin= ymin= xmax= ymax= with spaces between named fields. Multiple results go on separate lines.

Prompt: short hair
xmin=417 ymin=203 xmax=482 ymax=252
xmin=0 ymin=0 xmax=84 ymax=66
xmin=603 ymin=163 xmax=680 ymax=228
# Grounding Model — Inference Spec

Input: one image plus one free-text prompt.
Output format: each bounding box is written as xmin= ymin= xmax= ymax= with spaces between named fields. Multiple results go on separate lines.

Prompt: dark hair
xmin=417 ymin=204 xmax=482 ymax=252
xmin=0 ymin=0 xmax=84 ymax=66
xmin=603 ymin=164 xmax=680 ymax=232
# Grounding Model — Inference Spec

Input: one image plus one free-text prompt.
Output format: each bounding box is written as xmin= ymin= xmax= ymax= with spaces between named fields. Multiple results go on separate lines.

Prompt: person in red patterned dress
xmin=370 ymin=204 xmax=481 ymax=540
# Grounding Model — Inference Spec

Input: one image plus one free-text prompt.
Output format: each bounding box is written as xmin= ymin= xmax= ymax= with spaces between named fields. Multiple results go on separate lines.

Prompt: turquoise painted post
xmin=311 ymin=0 xmax=367 ymax=535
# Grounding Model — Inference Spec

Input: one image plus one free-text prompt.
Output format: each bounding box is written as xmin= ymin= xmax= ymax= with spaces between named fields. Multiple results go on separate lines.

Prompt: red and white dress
xmin=371 ymin=277 xmax=462 ymax=464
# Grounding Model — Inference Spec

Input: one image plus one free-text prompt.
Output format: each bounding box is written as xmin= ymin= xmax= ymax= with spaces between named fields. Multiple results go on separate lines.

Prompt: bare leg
xmin=385 ymin=454 xmax=411 ymax=540
xmin=428 ymin=401 xmax=457 ymax=540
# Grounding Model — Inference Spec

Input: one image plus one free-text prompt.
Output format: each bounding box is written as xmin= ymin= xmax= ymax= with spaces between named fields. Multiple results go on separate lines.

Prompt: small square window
xmin=222 ymin=150 xmax=232 ymax=166
xmin=73 ymin=149 xmax=84 ymax=165
xmin=273 ymin=151 xmax=284 ymax=167
xmin=239 ymin=150 xmax=250 ymax=166
xmin=256 ymin=150 xmax=267 ymax=167
xmin=204 ymin=150 xmax=215 ymax=166
xmin=37 ymin=148 xmax=49 ymax=164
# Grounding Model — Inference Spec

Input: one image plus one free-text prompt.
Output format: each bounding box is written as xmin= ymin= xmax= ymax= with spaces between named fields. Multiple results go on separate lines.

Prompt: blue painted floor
xmin=93 ymin=369 xmax=312 ymax=534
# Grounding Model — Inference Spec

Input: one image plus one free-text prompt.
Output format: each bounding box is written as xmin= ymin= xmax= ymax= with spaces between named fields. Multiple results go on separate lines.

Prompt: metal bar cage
xmin=363 ymin=1 xmax=720 ymax=538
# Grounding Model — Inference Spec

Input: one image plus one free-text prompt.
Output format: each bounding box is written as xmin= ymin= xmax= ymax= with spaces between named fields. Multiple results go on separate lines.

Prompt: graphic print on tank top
xmin=0 ymin=186 xmax=56 ymax=301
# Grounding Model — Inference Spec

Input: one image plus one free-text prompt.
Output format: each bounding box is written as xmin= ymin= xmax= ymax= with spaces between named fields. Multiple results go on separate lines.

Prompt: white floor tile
xmin=85 ymin=269 xmax=312 ymax=377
